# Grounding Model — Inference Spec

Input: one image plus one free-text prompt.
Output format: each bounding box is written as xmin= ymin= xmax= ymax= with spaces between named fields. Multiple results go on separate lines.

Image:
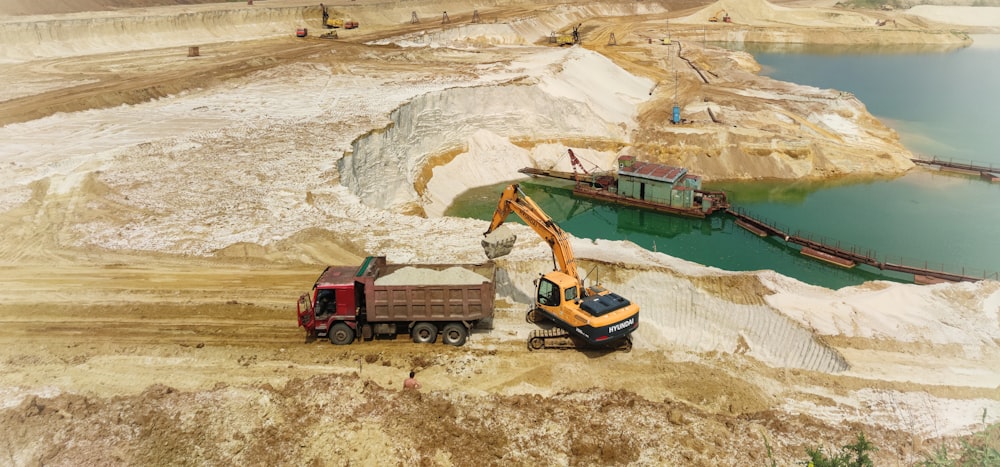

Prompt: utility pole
xmin=668 ymin=30 xmax=673 ymax=70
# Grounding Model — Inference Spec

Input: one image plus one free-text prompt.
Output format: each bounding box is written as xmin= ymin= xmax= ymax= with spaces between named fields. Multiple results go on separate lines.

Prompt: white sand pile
xmin=344 ymin=46 xmax=651 ymax=214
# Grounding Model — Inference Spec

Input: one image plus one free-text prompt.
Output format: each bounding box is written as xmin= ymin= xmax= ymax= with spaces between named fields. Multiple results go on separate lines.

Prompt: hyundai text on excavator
xmin=482 ymin=184 xmax=639 ymax=351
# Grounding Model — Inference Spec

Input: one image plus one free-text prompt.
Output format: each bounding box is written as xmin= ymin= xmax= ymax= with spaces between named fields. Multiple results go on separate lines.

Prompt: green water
xmin=446 ymin=42 xmax=1000 ymax=289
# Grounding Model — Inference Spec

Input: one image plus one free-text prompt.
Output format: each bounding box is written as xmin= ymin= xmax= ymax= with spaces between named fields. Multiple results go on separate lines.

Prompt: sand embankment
xmin=0 ymin=5 xmax=313 ymax=62
xmin=909 ymin=5 xmax=1000 ymax=29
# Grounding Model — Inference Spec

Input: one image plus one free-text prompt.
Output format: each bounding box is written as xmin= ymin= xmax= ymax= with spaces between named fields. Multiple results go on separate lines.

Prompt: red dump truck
xmin=297 ymin=256 xmax=495 ymax=346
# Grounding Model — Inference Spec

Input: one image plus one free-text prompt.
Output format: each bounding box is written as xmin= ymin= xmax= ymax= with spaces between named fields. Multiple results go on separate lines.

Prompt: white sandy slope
xmin=675 ymin=0 xmax=876 ymax=27
xmin=421 ymin=47 xmax=651 ymax=217
xmin=1 ymin=1 xmax=998 ymax=437
xmin=909 ymin=5 xmax=1000 ymax=29
xmin=681 ymin=0 xmax=1000 ymax=42
xmin=568 ymin=241 xmax=1000 ymax=436
xmin=909 ymin=6 xmax=1000 ymax=48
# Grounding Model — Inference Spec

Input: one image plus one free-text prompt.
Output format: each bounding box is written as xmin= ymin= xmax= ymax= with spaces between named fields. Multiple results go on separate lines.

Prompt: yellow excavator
xmin=482 ymin=184 xmax=639 ymax=351
xmin=553 ymin=23 xmax=581 ymax=46
xmin=709 ymin=10 xmax=731 ymax=23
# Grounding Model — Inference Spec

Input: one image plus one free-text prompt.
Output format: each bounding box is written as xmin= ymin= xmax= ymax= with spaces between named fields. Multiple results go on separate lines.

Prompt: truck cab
xmin=297 ymin=265 xmax=359 ymax=343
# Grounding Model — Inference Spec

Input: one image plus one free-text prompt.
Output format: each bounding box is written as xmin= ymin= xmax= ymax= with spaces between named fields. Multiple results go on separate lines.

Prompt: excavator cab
xmin=536 ymin=272 xmax=580 ymax=308
xmin=532 ymin=271 xmax=587 ymax=326
xmin=536 ymin=277 xmax=561 ymax=306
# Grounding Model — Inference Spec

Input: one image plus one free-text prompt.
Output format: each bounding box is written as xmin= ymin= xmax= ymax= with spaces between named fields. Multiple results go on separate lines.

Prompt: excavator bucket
xmin=482 ymin=225 xmax=516 ymax=259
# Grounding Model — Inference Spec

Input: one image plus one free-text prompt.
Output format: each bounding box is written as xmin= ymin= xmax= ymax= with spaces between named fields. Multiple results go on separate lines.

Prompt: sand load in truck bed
xmin=374 ymin=266 xmax=489 ymax=286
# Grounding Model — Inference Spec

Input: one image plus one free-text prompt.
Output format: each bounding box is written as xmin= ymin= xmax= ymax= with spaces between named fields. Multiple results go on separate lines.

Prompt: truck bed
xmin=357 ymin=257 xmax=495 ymax=323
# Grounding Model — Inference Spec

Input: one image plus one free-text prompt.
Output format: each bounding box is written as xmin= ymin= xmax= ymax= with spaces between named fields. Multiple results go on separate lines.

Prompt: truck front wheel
xmin=329 ymin=323 xmax=355 ymax=345
xmin=411 ymin=322 xmax=438 ymax=344
xmin=441 ymin=323 xmax=468 ymax=346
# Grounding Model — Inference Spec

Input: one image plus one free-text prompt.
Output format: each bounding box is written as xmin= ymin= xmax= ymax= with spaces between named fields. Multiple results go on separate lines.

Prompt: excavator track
xmin=527 ymin=328 xmax=632 ymax=352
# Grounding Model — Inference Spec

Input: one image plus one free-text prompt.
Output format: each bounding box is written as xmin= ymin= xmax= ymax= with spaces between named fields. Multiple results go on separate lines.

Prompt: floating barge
xmin=800 ymin=247 xmax=856 ymax=268
xmin=520 ymin=155 xmax=729 ymax=218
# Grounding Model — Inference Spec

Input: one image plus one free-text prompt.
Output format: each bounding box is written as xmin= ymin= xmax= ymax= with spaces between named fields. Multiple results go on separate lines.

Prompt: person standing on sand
xmin=403 ymin=370 xmax=421 ymax=390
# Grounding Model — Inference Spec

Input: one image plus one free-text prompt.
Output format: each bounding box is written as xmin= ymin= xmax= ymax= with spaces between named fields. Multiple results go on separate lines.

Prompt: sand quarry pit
xmin=1 ymin=0 xmax=999 ymax=464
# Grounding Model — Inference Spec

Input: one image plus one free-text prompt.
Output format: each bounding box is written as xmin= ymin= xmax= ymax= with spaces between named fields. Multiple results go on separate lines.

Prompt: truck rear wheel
xmin=411 ymin=322 xmax=437 ymax=344
xmin=329 ymin=323 xmax=355 ymax=345
xmin=441 ymin=323 xmax=468 ymax=346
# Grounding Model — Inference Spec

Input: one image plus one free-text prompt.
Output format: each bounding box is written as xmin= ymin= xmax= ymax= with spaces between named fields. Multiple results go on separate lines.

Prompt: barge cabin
xmin=573 ymin=156 xmax=728 ymax=218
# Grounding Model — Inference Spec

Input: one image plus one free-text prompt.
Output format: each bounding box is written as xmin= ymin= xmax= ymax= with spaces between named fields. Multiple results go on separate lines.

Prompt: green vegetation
xmin=919 ymin=418 xmax=1000 ymax=467
xmin=784 ymin=415 xmax=999 ymax=466
xmin=806 ymin=432 xmax=877 ymax=467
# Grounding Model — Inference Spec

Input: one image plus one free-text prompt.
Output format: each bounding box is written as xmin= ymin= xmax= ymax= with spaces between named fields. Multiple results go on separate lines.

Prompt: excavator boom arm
xmin=484 ymin=184 xmax=579 ymax=282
